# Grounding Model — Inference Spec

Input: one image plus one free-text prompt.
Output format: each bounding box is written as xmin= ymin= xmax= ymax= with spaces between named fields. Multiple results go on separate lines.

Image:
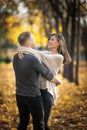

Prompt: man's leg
xmin=30 ymin=96 xmax=45 ymax=130
xmin=16 ymin=95 xmax=30 ymax=130
xmin=41 ymin=90 xmax=54 ymax=130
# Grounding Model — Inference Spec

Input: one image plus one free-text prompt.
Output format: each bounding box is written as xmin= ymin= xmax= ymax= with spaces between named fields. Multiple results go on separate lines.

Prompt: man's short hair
xmin=18 ymin=31 xmax=31 ymax=46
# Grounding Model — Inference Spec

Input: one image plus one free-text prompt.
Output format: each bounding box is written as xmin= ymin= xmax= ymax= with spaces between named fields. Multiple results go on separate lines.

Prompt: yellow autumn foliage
xmin=0 ymin=61 xmax=87 ymax=130
xmin=6 ymin=13 xmax=48 ymax=47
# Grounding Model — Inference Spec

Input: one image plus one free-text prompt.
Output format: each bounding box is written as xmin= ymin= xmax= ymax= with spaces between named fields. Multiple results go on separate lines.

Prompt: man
xmin=13 ymin=31 xmax=59 ymax=130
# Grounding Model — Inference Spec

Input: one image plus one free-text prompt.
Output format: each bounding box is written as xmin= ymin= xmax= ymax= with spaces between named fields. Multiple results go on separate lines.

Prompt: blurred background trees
xmin=0 ymin=0 xmax=87 ymax=85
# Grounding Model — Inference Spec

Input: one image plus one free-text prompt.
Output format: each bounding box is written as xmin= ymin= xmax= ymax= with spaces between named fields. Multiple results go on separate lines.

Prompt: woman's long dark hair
xmin=49 ymin=33 xmax=72 ymax=64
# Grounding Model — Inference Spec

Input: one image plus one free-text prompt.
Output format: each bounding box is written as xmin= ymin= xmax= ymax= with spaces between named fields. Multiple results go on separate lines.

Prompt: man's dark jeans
xmin=16 ymin=94 xmax=45 ymax=130
xmin=40 ymin=89 xmax=54 ymax=130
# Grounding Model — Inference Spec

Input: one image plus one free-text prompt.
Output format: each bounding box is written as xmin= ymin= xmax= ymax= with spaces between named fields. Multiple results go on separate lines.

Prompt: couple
xmin=13 ymin=31 xmax=71 ymax=130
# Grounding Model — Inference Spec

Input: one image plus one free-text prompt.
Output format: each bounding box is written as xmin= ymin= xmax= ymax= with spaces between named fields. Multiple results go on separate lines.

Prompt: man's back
xmin=13 ymin=53 xmax=53 ymax=97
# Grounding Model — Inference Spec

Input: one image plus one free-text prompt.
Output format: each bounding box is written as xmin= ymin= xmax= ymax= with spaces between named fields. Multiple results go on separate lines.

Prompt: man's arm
xmin=31 ymin=55 xmax=61 ymax=85
xmin=31 ymin=56 xmax=53 ymax=80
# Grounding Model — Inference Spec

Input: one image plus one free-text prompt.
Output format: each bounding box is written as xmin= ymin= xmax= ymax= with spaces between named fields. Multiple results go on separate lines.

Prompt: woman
xmin=38 ymin=33 xmax=71 ymax=130
xmin=17 ymin=33 xmax=71 ymax=130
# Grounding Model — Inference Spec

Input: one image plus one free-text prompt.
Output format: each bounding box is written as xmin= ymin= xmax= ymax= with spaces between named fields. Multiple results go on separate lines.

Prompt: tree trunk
xmin=75 ymin=0 xmax=80 ymax=85
xmin=69 ymin=0 xmax=76 ymax=82
xmin=63 ymin=0 xmax=70 ymax=79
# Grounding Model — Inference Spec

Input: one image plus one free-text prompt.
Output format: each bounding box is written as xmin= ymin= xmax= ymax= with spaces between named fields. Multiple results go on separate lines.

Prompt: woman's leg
xmin=40 ymin=90 xmax=54 ymax=130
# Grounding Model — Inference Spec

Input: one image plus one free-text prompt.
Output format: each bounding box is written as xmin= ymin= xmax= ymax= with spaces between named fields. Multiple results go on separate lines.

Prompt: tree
xmin=0 ymin=0 xmax=19 ymax=48
xmin=81 ymin=20 xmax=87 ymax=62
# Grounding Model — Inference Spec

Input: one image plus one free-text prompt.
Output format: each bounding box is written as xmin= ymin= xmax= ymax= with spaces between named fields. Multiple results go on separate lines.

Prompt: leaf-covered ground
xmin=0 ymin=62 xmax=87 ymax=130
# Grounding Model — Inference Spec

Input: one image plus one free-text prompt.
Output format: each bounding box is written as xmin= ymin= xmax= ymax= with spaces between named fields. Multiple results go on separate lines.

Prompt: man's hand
xmin=51 ymin=76 xmax=62 ymax=86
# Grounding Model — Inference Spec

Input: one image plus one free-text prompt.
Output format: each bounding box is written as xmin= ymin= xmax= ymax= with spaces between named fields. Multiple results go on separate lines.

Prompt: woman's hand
xmin=18 ymin=53 xmax=24 ymax=59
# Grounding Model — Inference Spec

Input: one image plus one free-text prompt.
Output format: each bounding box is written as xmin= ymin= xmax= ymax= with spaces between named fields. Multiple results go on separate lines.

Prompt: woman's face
xmin=47 ymin=35 xmax=59 ymax=50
